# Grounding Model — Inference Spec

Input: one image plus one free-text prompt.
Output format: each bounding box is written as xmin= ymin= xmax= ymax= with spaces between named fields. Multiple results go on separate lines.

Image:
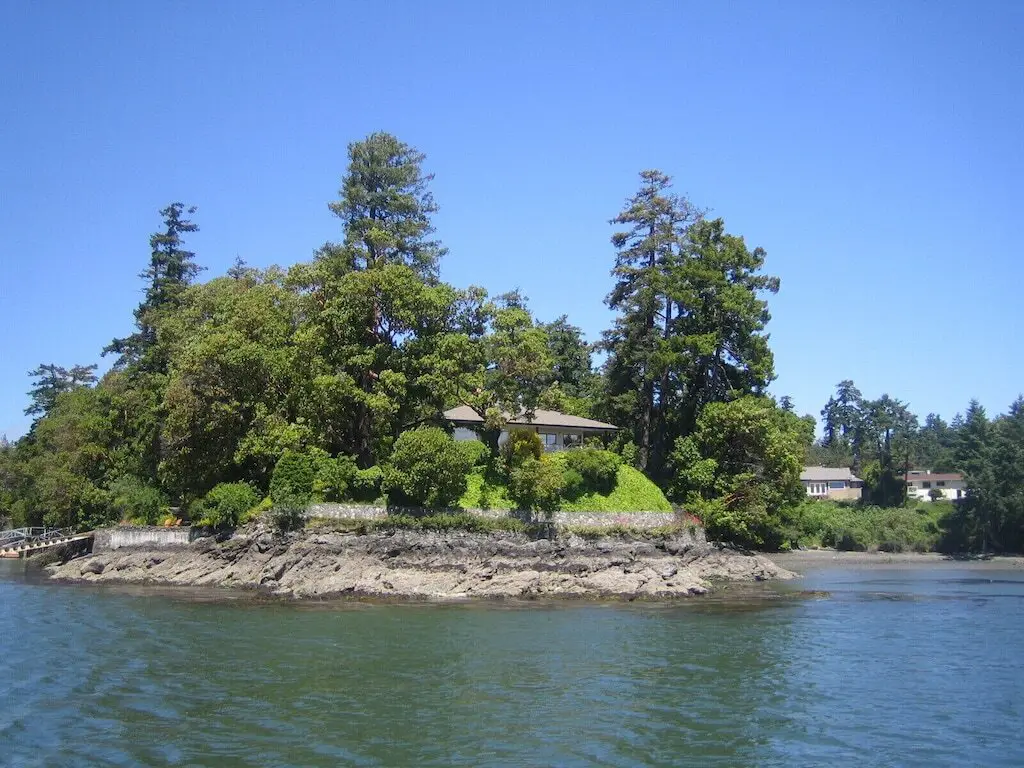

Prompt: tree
xmin=540 ymin=315 xmax=595 ymax=400
xmin=24 ymin=363 xmax=97 ymax=417
xmin=435 ymin=292 xmax=554 ymax=455
xmin=820 ymin=380 xmax=863 ymax=452
xmin=956 ymin=400 xmax=996 ymax=551
xmin=669 ymin=396 xmax=806 ymax=549
xmin=602 ymin=170 xmax=702 ymax=474
xmin=325 ymin=132 xmax=446 ymax=280
xmin=105 ymin=203 xmax=202 ymax=372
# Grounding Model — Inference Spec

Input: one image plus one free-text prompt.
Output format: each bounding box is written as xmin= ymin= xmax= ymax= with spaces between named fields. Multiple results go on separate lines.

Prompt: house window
xmin=829 ymin=481 xmax=846 ymax=489
xmin=936 ymin=481 xmax=945 ymax=487
xmin=563 ymin=433 xmax=582 ymax=449
xmin=922 ymin=481 xmax=931 ymax=489
xmin=540 ymin=433 xmax=558 ymax=451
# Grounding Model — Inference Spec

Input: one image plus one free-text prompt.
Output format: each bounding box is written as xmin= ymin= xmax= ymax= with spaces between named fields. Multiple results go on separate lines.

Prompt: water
xmin=2 ymin=562 xmax=1023 ymax=767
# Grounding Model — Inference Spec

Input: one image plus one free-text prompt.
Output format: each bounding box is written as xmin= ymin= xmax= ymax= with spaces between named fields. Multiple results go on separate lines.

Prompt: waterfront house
xmin=443 ymin=405 xmax=618 ymax=452
xmin=905 ymin=470 xmax=965 ymax=501
xmin=800 ymin=466 xmax=863 ymax=501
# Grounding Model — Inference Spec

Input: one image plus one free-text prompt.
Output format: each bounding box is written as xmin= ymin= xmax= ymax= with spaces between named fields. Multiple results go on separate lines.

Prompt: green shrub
xmin=108 ymin=475 xmax=167 ymax=526
xmin=270 ymin=449 xmax=317 ymax=504
xmin=508 ymin=456 xmax=564 ymax=512
xmin=383 ymin=427 xmax=471 ymax=508
xmin=351 ymin=466 xmax=384 ymax=502
xmin=502 ymin=429 xmax=542 ymax=467
xmin=697 ymin=496 xmax=785 ymax=550
xmin=563 ymin=448 xmax=621 ymax=494
xmin=458 ymin=440 xmax=491 ymax=468
xmin=618 ymin=441 xmax=640 ymax=468
xmin=561 ymin=467 xmax=586 ymax=499
xmin=192 ymin=482 xmax=260 ymax=528
xmin=313 ymin=454 xmax=357 ymax=502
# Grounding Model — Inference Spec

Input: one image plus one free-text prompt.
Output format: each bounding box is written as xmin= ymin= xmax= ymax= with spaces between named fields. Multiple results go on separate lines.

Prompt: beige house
xmin=444 ymin=405 xmax=618 ymax=452
xmin=905 ymin=470 xmax=965 ymax=502
xmin=801 ymin=466 xmax=863 ymax=501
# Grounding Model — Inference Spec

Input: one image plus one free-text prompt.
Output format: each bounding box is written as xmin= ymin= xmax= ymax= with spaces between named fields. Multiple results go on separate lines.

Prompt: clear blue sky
xmin=2 ymin=1 xmax=1022 ymax=439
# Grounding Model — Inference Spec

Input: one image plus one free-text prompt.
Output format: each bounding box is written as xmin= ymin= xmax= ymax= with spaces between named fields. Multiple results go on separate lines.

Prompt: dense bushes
xmin=108 ymin=476 xmax=167 ymax=526
xmin=458 ymin=439 xmax=491 ymax=468
xmin=383 ymin=427 xmax=471 ymax=508
xmin=502 ymin=429 xmax=542 ymax=466
xmin=507 ymin=457 xmax=566 ymax=511
xmin=788 ymin=499 xmax=948 ymax=553
xmin=270 ymin=448 xmax=360 ymax=504
xmin=190 ymin=482 xmax=260 ymax=528
xmin=563 ymin=448 xmax=621 ymax=495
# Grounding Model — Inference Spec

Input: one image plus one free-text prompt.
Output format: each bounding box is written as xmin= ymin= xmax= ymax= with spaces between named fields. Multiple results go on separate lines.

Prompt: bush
xmin=350 ymin=466 xmax=384 ymax=502
xmin=270 ymin=449 xmax=317 ymax=504
xmin=313 ymin=454 xmax=357 ymax=502
xmin=696 ymin=496 xmax=785 ymax=550
xmin=458 ymin=439 xmax=491 ymax=468
xmin=563 ymin=448 xmax=621 ymax=494
xmin=108 ymin=475 xmax=167 ymax=526
xmin=383 ymin=427 xmax=472 ymax=508
xmin=270 ymin=498 xmax=307 ymax=533
xmin=508 ymin=456 xmax=564 ymax=512
xmin=191 ymin=482 xmax=260 ymax=528
xmin=502 ymin=429 xmax=542 ymax=467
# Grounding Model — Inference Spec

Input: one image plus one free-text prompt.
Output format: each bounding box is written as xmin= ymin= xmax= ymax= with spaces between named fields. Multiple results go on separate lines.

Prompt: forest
xmin=1 ymin=132 xmax=1021 ymax=552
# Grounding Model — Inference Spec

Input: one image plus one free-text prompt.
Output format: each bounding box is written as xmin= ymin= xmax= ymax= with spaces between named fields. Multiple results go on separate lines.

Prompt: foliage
xmin=190 ymin=482 xmax=260 ymax=528
xmin=270 ymin=449 xmax=318 ymax=505
xmin=270 ymin=498 xmax=307 ymax=533
xmin=457 ymin=439 xmax=491 ymax=468
xmin=350 ymin=466 xmax=384 ymax=502
xmin=669 ymin=396 xmax=806 ymax=548
xmin=313 ymin=454 xmax=358 ymax=502
xmin=502 ymin=428 xmax=543 ymax=467
xmin=507 ymin=457 xmax=566 ymax=512
xmin=383 ymin=427 xmax=470 ymax=508
xmin=553 ymin=464 xmax=672 ymax=513
xmin=788 ymin=499 xmax=949 ymax=553
xmin=562 ymin=448 xmax=622 ymax=494
xmin=108 ymin=475 xmax=167 ymax=525
xmin=601 ymin=172 xmax=778 ymax=482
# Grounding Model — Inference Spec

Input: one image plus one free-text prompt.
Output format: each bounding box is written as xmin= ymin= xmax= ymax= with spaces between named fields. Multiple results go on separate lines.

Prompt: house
xmin=800 ymin=466 xmax=863 ymax=501
xmin=443 ymin=405 xmax=618 ymax=452
xmin=905 ymin=470 xmax=965 ymax=502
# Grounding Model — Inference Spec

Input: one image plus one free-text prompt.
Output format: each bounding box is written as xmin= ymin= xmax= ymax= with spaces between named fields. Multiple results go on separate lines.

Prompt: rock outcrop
xmin=45 ymin=525 xmax=793 ymax=600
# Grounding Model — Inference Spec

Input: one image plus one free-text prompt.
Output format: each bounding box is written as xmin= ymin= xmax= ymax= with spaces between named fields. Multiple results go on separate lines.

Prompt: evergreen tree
xmin=105 ymin=203 xmax=202 ymax=372
xmin=602 ymin=170 xmax=702 ymax=473
xmin=325 ymin=132 xmax=446 ymax=280
xmin=24 ymin=363 xmax=97 ymax=417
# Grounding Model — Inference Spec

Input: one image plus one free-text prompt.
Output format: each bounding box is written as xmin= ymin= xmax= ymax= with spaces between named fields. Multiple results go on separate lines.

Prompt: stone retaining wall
xmin=94 ymin=526 xmax=197 ymax=551
xmin=306 ymin=503 xmax=694 ymax=531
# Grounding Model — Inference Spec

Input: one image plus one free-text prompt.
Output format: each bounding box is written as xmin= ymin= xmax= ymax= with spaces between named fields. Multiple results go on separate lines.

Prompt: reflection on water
xmin=1 ymin=562 xmax=1022 ymax=767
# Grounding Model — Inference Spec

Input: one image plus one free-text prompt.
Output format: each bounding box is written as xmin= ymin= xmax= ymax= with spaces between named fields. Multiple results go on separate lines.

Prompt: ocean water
xmin=1 ymin=561 xmax=1022 ymax=767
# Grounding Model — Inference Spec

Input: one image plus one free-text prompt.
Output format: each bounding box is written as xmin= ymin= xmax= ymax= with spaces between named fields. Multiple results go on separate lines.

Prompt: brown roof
xmin=906 ymin=473 xmax=964 ymax=484
xmin=443 ymin=405 xmax=618 ymax=431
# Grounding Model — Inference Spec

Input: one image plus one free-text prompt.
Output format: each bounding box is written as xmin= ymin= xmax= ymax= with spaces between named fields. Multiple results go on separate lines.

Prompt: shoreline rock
xmin=43 ymin=524 xmax=794 ymax=600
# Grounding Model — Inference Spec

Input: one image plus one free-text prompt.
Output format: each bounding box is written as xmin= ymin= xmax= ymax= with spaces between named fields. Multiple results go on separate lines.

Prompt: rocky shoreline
xmin=43 ymin=524 xmax=794 ymax=600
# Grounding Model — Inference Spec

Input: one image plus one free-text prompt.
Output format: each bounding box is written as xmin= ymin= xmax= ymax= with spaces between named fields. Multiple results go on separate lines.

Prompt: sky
xmin=1 ymin=1 xmax=1022 ymax=439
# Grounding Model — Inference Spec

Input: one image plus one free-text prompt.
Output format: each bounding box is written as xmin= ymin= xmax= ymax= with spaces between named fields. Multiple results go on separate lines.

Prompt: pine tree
xmin=602 ymin=170 xmax=701 ymax=472
xmin=105 ymin=203 xmax=202 ymax=372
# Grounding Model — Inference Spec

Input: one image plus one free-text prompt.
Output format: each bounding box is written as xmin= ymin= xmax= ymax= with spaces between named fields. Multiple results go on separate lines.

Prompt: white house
xmin=905 ymin=470 xmax=965 ymax=502
xmin=443 ymin=405 xmax=618 ymax=452
xmin=800 ymin=466 xmax=863 ymax=501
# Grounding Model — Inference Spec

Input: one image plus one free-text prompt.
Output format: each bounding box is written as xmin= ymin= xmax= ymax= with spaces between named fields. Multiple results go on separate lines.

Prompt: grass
xmin=788 ymin=499 xmax=954 ymax=553
xmin=457 ymin=462 xmax=672 ymax=513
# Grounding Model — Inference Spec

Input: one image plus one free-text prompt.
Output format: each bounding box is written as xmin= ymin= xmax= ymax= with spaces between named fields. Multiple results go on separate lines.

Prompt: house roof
xmin=906 ymin=473 xmax=964 ymax=484
xmin=443 ymin=405 xmax=618 ymax=431
xmin=800 ymin=466 xmax=862 ymax=482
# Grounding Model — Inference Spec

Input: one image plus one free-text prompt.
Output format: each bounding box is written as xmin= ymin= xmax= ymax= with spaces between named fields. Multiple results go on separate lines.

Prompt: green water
xmin=1 ymin=562 xmax=1022 ymax=767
